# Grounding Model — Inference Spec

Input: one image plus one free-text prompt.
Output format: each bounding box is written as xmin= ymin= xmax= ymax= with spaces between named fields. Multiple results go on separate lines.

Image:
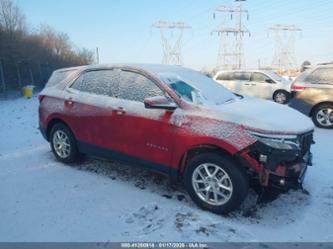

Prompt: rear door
xmin=232 ymin=72 xmax=252 ymax=96
xmin=64 ymin=69 xmax=120 ymax=148
xmin=111 ymin=69 xmax=176 ymax=167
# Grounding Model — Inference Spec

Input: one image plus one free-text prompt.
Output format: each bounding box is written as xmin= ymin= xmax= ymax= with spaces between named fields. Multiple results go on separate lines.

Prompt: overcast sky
xmin=18 ymin=0 xmax=333 ymax=70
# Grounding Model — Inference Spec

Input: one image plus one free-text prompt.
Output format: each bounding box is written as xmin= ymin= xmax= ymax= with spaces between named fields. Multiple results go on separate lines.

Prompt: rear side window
xmin=305 ymin=68 xmax=333 ymax=85
xmin=71 ymin=70 xmax=119 ymax=97
xmin=46 ymin=70 xmax=76 ymax=87
xmin=234 ymin=72 xmax=250 ymax=81
xmin=118 ymin=71 xmax=164 ymax=102
xmin=216 ymin=72 xmax=232 ymax=81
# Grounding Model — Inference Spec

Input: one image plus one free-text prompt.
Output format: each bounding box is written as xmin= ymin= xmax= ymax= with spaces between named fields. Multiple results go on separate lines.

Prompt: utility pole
xmin=269 ymin=24 xmax=302 ymax=72
xmin=16 ymin=62 xmax=22 ymax=89
xmin=212 ymin=0 xmax=250 ymax=70
xmin=29 ymin=67 xmax=34 ymax=85
xmin=0 ymin=59 xmax=6 ymax=93
xmin=96 ymin=47 xmax=100 ymax=64
xmin=153 ymin=21 xmax=191 ymax=66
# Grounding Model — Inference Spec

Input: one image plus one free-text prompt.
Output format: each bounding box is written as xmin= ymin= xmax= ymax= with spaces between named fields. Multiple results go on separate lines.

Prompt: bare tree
xmin=0 ymin=0 xmax=93 ymax=91
xmin=39 ymin=25 xmax=72 ymax=57
xmin=0 ymin=0 xmax=25 ymax=33
xmin=77 ymin=48 xmax=95 ymax=65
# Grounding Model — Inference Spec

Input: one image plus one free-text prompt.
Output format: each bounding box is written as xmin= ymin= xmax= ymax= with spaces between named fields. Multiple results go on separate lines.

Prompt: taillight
xmin=38 ymin=95 xmax=45 ymax=103
xmin=291 ymin=83 xmax=306 ymax=91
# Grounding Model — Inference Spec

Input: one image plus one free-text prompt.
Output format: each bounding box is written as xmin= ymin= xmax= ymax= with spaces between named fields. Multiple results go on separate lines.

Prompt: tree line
xmin=0 ymin=0 xmax=94 ymax=92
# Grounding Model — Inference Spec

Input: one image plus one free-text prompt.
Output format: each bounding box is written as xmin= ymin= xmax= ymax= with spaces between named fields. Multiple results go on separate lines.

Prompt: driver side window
xmin=251 ymin=72 xmax=271 ymax=83
xmin=169 ymin=80 xmax=195 ymax=102
xmin=118 ymin=70 xmax=165 ymax=103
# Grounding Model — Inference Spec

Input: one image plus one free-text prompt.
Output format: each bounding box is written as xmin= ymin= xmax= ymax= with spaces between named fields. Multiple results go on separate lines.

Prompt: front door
xmin=250 ymin=72 xmax=276 ymax=99
xmin=110 ymin=69 xmax=176 ymax=167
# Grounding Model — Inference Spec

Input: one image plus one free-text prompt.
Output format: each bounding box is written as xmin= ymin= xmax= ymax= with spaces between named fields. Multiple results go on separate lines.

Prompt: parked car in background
xmin=39 ymin=64 xmax=314 ymax=214
xmin=213 ymin=70 xmax=291 ymax=104
xmin=289 ymin=64 xmax=333 ymax=129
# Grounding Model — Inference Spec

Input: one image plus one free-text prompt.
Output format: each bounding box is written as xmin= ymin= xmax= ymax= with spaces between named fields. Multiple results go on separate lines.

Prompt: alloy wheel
xmin=192 ymin=163 xmax=233 ymax=206
xmin=275 ymin=92 xmax=287 ymax=104
xmin=52 ymin=130 xmax=71 ymax=158
xmin=316 ymin=108 xmax=333 ymax=127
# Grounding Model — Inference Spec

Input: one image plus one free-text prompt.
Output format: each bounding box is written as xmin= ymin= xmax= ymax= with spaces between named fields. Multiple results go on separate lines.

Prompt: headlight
xmin=248 ymin=131 xmax=300 ymax=150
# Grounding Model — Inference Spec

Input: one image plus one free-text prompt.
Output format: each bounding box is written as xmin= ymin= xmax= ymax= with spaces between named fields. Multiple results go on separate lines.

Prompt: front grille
xmin=298 ymin=132 xmax=313 ymax=156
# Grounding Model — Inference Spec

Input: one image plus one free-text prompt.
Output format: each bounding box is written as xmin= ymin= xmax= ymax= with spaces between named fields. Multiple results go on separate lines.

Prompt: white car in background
xmin=213 ymin=70 xmax=292 ymax=104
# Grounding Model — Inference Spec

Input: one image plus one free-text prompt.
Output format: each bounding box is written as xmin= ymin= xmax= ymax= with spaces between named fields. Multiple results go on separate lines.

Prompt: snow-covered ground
xmin=0 ymin=96 xmax=332 ymax=242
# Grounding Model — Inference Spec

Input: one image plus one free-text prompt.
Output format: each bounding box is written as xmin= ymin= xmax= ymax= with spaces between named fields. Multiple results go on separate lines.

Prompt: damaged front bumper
xmin=238 ymin=132 xmax=314 ymax=191
xmin=260 ymin=151 xmax=312 ymax=190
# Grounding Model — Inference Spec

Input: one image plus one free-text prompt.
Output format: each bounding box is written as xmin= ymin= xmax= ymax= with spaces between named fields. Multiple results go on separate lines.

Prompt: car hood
xmin=206 ymin=97 xmax=314 ymax=135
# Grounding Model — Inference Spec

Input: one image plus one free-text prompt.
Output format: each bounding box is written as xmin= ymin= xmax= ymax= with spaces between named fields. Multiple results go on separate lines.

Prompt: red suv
xmin=39 ymin=64 xmax=314 ymax=214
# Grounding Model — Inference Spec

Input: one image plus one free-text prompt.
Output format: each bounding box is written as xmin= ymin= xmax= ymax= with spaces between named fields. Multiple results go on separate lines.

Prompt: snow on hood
xmin=207 ymin=97 xmax=314 ymax=135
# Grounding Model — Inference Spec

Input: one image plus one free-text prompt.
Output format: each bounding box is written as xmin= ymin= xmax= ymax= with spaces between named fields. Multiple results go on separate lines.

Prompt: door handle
xmin=114 ymin=107 xmax=126 ymax=115
xmin=65 ymin=97 xmax=74 ymax=107
xmin=244 ymin=83 xmax=251 ymax=86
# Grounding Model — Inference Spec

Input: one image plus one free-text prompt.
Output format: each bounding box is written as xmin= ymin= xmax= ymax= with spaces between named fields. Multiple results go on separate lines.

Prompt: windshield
xmin=158 ymin=69 xmax=237 ymax=106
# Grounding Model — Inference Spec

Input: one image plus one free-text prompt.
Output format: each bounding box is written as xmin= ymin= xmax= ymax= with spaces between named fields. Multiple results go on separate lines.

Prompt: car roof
xmin=318 ymin=61 xmax=333 ymax=66
xmin=54 ymin=63 xmax=190 ymax=76
xmin=315 ymin=64 xmax=333 ymax=69
xmin=215 ymin=69 xmax=275 ymax=74
xmin=299 ymin=64 xmax=333 ymax=76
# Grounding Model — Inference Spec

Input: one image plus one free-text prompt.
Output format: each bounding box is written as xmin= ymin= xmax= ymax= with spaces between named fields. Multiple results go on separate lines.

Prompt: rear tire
xmin=50 ymin=123 xmax=80 ymax=163
xmin=273 ymin=90 xmax=290 ymax=104
xmin=312 ymin=104 xmax=333 ymax=129
xmin=184 ymin=153 xmax=249 ymax=214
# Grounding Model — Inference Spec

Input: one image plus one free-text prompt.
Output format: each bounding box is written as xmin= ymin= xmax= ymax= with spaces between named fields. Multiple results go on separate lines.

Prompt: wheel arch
xmin=273 ymin=89 xmax=290 ymax=98
xmin=46 ymin=117 xmax=74 ymax=141
xmin=309 ymin=101 xmax=333 ymax=117
xmin=177 ymin=144 xmax=246 ymax=178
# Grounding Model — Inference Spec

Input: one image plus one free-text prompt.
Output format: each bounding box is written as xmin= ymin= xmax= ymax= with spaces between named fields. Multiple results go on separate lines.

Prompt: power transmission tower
xmin=269 ymin=24 xmax=302 ymax=71
xmin=212 ymin=1 xmax=250 ymax=70
xmin=153 ymin=21 xmax=191 ymax=66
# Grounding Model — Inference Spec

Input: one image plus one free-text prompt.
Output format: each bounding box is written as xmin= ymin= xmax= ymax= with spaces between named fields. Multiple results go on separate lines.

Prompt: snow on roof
xmin=54 ymin=63 xmax=196 ymax=78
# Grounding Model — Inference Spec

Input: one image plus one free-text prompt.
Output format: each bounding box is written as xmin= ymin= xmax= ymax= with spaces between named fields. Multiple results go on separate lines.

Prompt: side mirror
xmin=144 ymin=96 xmax=177 ymax=111
xmin=265 ymin=78 xmax=275 ymax=83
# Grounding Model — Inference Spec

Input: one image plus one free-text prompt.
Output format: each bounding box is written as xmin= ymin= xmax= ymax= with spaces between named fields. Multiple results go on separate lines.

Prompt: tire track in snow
xmin=0 ymin=144 xmax=49 ymax=162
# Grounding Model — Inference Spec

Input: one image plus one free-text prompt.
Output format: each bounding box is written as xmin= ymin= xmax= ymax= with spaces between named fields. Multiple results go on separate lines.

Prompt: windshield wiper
xmin=220 ymin=98 xmax=235 ymax=104
xmin=234 ymin=93 xmax=244 ymax=99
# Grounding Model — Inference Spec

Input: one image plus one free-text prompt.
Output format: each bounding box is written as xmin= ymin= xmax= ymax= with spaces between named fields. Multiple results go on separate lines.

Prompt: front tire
xmin=184 ymin=153 xmax=249 ymax=214
xmin=50 ymin=123 xmax=80 ymax=163
xmin=312 ymin=104 xmax=333 ymax=129
xmin=273 ymin=90 xmax=290 ymax=104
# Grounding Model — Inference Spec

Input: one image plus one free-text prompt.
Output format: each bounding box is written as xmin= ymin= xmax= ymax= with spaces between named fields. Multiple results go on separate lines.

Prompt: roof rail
xmin=318 ymin=61 xmax=333 ymax=65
